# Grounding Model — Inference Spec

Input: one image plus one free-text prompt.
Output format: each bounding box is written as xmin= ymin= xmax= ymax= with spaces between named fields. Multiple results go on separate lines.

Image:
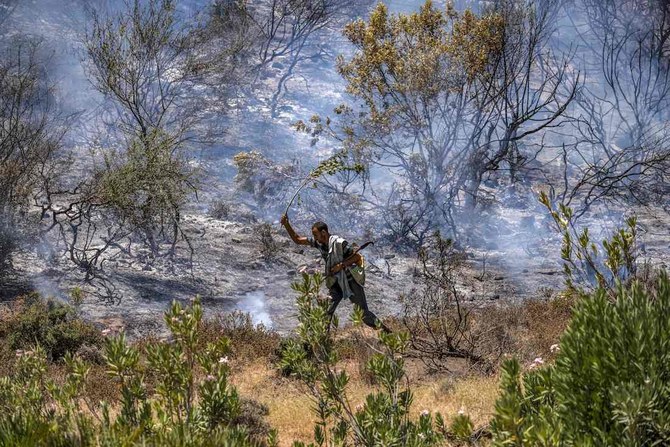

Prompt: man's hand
xmin=330 ymin=263 xmax=344 ymax=274
xmin=280 ymin=214 xmax=289 ymax=227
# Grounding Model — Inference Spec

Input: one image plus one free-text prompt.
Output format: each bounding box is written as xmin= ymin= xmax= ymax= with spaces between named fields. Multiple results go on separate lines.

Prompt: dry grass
xmin=470 ymin=293 xmax=574 ymax=368
xmin=201 ymin=312 xmax=281 ymax=363
xmin=222 ymin=295 xmax=572 ymax=446
xmin=229 ymin=360 xmax=315 ymax=445
xmin=229 ymin=355 xmax=500 ymax=447
xmin=409 ymin=375 xmax=499 ymax=427
xmin=0 ymin=293 xmax=573 ymax=446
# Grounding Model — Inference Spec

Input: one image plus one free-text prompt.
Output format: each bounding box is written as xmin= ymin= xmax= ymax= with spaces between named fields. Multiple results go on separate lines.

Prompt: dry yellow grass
xmin=230 ymin=359 xmax=500 ymax=447
xmin=409 ymin=375 xmax=499 ymax=427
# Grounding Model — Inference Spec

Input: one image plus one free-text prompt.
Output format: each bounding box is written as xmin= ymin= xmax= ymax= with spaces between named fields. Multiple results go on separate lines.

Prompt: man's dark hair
xmin=312 ymin=221 xmax=328 ymax=233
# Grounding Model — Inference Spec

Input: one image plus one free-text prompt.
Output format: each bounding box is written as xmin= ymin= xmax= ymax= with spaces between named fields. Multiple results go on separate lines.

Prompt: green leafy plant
xmin=280 ymin=273 xmax=471 ymax=446
xmin=491 ymin=272 xmax=670 ymax=446
xmin=0 ymin=292 xmax=102 ymax=361
xmin=539 ymin=191 xmax=639 ymax=296
xmin=0 ymin=296 xmax=273 ymax=446
xmin=283 ymin=149 xmax=366 ymax=217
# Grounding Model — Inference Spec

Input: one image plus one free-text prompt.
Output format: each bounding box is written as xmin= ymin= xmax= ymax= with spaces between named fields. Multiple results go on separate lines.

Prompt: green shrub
xmin=491 ymin=272 xmax=670 ymax=446
xmin=0 ymin=297 xmax=274 ymax=446
xmin=280 ymin=273 xmax=473 ymax=446
xmin=0 ymin=292 xmax=102 ymax=361
xmin=540 ymin=192 xmax=639 ymax=296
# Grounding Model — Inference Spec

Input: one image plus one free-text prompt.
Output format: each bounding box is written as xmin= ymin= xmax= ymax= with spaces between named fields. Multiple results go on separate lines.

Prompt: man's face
xmin=312 ymin=227 xmax=329 ymax=245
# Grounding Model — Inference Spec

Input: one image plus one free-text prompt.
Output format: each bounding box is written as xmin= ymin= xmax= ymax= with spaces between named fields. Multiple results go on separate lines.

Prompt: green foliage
xmin=0 ymin=292 xmax=102 ymax=361
xmin=0 ymin=296 xmax=267 ymax=446
xmin=306 ymin=150 xmax=365 ymax=180
xmin=281 ymin=273 xmax=459 ymax=446
xmin=339 ymin=1 xmax=503 ymax=118
xmin=491 ymin=273 xmax=670 ymax=446
xmin=450 ymin=413 xmax=474 ymax=443
xmin=97 ymin=128 xmax=197 ymax=247
xmin=70 ymin=287 xmax=85 ymax=308
xmin=539 ymin=191 xmax=639 ymax=295
xmin=282 ymin=149 xmax=366 ymax=215
xmin=0 ymin=345 xmax=98 ymax=447
xmin=84 ymin=0 xmax=204 ymax=258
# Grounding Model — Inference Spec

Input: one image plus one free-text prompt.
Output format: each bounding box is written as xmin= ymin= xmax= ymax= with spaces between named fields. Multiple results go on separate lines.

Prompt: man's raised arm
xmin=281 ymin=214 xmax=311 ymax=246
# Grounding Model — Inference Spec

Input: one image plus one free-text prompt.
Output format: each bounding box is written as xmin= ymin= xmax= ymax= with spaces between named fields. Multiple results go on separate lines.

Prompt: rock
xmin=293 ymin=248 xmax=304 ymax=254
xmin=489 ymin=294 xmax=500 ymax=300
xmin=287 ymin=270 xmax=296 ymax=276
xmin=384 ymin=254 xmax=396 ymax=260
xmin=142 ymin=265 xmax=152 ymax=271
xmin=240 ymin=227 xmax=252 ymax=234
xmin=232 ymin=237 xmax=242 ymax=243
xmin=494 ymin=276 xmax=504 ymax=281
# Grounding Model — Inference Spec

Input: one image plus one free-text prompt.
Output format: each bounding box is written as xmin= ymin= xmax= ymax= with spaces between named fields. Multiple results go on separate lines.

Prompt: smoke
xmin=238 ymin=291 xmax=273 ymax=328
xmin=31 ymin=274 xmax=68 ymax=302
xmin=3 ymin=0 xmax=663 ymax=304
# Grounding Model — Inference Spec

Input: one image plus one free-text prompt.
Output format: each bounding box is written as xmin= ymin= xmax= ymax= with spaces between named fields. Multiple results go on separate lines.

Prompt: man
xmin=281 ymin=214 xmax=390 ymax=332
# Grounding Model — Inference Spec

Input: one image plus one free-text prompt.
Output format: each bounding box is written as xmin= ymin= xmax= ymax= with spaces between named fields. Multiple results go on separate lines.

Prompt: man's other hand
xmin=280 ymin=214 xmax=289 ymax=227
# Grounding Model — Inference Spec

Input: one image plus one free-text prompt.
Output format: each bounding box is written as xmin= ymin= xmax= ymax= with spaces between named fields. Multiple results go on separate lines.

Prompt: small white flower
xmin=171 ymin=317 xmax=179 ymax=323
xmin=550 ymin=344 xmax=560 ymax=353
xmin=205 ymin=374 xmax=216 ymax=381
xmin=218 ymin=356 xmax=229 ymax=364
xmin=102 ymin=329 xmax=111 ymax=336
xmin=421 ymin=409 xmax=430 ymax=417
xmin=457 ymin=408 xmax=466 ymax=415
xmin=355 ymin=404 xmax=364 ymax=412
xmin=15 ymin=349 xmax=23 ymax=357
xmin=533 ymin=357 xmax=544 ymax=365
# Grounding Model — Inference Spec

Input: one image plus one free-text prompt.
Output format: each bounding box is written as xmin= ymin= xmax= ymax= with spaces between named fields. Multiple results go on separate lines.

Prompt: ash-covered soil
xmin=4 ymin=0 xmax=670 ymax=340
xmin=9 ymin=192 xmax=669 ymax=340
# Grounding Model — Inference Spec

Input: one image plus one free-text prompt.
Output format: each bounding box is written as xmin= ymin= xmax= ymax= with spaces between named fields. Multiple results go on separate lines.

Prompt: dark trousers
xmin=327 ymin=277 xmax=380 ymax=329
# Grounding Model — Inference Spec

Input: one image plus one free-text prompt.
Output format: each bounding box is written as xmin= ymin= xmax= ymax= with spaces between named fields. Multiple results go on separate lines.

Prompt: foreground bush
xmin=0 ymin=297 xmax=272 ymax=446
xmin=0 ymin=292 xmax=102 ymax=361
xmin=280 ymin=273 xmax=475 ymax=446
xmin=491 ymin=273 xmax=670 ymax=446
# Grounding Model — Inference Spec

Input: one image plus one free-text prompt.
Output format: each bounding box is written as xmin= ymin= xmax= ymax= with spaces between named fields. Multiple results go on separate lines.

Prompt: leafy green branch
xmin=280 ymin=273 xmax=474 ymax=446
xmin=539 ymin=191 xmax=639 ymax=297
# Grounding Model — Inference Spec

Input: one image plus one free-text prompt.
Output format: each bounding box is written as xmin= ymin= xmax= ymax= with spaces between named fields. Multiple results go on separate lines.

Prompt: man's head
xmin=311 ymin=221 xmax=329 ymax=245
